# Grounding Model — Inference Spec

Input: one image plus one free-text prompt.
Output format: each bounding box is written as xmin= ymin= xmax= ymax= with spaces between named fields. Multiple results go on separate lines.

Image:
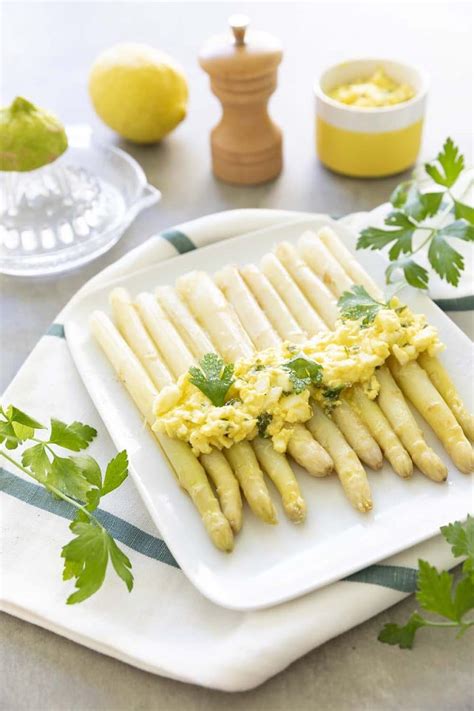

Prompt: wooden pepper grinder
xmin=199 ymin=15 xmax=283 ymax=185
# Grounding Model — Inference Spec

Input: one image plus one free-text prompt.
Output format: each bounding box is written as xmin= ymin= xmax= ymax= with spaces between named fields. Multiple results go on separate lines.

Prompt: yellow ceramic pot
xmin=314 ymin=59 xmax=429 ymax=178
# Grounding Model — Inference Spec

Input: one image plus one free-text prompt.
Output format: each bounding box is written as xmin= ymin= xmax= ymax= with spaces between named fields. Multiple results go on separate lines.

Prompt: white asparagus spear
xmin=273 ymin=241 xmax=339 ymax=327
xmin=251 ymin=437 xmax=306 ymax=523
xmin=215 ymin=265 xmax=333 ymax=479
xmin=306 ymin=403 xmax=372 ymax=512
xmin=298 ymin=230 xmax=354 ymax=297
xmin=375 ymin=366 xmax=447 ymax=482
xmin=317 ymin=225 xmax=383 ymax=299
xmin=237 ymin=264 xmax=372 ymax=511
xmin=176 ymin=270 xmax=254 ymax=361
xmin=109 ymin=287 xmax=173 ymax=390
xmin=199 ymin=452 xmax=243 ymax=533
xmin=240 ymin=264 xmax=307 ymax=344
xmin=348 ymin=387 xmax=413 ymax=478
xmin=388 ymin=356 xmax=474 ymax=474
xmin=316 ymin=225 xmax=474 ymax=442
xmin=135 ymin=292 xmax=195 ymax=378
xmin=148 ymin=281 xmax=277 ymax=524
xmin=155 ymin=285 xmax=215 ymax=359
xmin=260 ymin=256 xmax=383 ymax=470
xmin=274 ymin=245 xmax=412 ymax=478
xmin=89 ymin=311 xmax=234 ymax=552
xmin=299 ymin=230 xmax=450 ymax=481
xmin=260 ymin=253 xmax=327 ymax=335
xmin=108 ymin=289 xmax=243 ymax=532
xmin=223 ymin=445 xmax=277 ymax=524
xmin=214 ymin=266 xmax=281 ymax=351
xmin=417 ymin=352 xmax=474 ymax=441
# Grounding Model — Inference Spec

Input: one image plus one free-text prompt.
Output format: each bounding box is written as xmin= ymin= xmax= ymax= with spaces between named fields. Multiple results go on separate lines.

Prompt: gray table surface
xmin=1 ymin=2 xmax=473 ymax=709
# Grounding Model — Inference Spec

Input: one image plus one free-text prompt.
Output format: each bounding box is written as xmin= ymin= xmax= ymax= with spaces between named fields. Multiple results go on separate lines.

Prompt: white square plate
xmin=65 ymin=216 xmax=474 ymax=611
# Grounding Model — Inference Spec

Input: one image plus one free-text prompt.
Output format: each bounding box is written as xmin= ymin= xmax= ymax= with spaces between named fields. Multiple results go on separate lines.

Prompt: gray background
xmin=1 ymin=1 xmax=473 ymax=709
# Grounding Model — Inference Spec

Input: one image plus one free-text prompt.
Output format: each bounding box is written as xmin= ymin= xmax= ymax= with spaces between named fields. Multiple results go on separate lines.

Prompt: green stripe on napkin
xmin=160 ymin=229 xmax=196 ymax=254
xmin=0 ymin=467 xmax=178 ymax=569
xmin=434 ymin=295 xmax=474 ymax=312
xmin=47 ymin=323 xmax=65 ymax=338
xmin=347 ymin=564 xmax=417 ymax=592
xmin=2 ymin=467 xmax=419 ymax=593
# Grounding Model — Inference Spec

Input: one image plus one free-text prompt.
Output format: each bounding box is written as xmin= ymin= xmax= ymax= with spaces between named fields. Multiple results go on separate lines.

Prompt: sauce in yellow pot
xmin=328 ymin=68 xmax=415 ymax=108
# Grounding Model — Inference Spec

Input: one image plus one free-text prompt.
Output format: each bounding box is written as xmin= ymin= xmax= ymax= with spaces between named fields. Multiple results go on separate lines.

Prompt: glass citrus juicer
xmin=0 ymin=98 xmax=160 ymax=276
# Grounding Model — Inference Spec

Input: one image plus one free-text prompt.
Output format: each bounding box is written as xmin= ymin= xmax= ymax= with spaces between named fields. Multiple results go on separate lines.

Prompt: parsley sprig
xmin=358 ymin=138 xmax=474 ymax=289
xmin=0 ymin=404 xmax=133 ymax=604
xmin=337 ymin=285 xmax=394 ymax=327
xmin=282 ymin=355 xmax=323 ymax=393
xmin=379 ymin=516 xmax=474 ymax=648
xmin=189 ymin=353 xmax=235 ymax=407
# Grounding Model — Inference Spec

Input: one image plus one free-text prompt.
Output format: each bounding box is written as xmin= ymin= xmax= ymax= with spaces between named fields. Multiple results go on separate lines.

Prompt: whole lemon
xmin=89 ymin=43 xmax=188 ymax=144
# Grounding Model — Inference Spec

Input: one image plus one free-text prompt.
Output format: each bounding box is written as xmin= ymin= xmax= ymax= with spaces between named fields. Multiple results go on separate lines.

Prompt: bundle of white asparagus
xmin=90 ymin=226 xmax=474 ymax=550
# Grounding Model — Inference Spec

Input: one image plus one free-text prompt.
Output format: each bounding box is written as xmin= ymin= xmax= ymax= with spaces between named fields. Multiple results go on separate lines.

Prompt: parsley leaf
xmin=21 ymin=443 xmax=51 ymax=481
xmin=72 ymin=454 xmax=102 ymax=488
xmin=5 ymin=405 xmax=45 ymax=430
xmin=454 ymin=200 xmax=474 ymax=225
xmin=256 ymin=412 xmax=272 ymax=438
xmin=49 ymin=419 xmax=97 ymax=451
xmin=427 ymin=233 xmax=464 ymax=287
xmin=49 ymin=455 xmax=96 ymax=502
xmin=358 ymin=212 xmax=417 ymax=261
xmin=337 ymin=285 xmax=389 ymax=326
xmin=282 ymin=356 xmax=323 ymax=393
xmin=439 ymin=220 xmax=474 ymax=241
xmin=189 ymin=353 xmax=235 ymax=407
xmin=425 ymin=137 xmax=464 ymax=187
xmin=102 ymin=450 xmax=128 ymax=495
xmin=386 ymin=258 xmax=430 ymax=290
xmin=441 ymin=516 xmax=474 ymax=582
xmin=357 ymin=223 xmax=412 ymax=253
xmin=416 ymin=560 xmax=458 ymax=620
xmin=61 ymin=521 xmax=133 ymax=605
xmin=391 ymin=182 xmax=444 ymax=221
xmin=453 ymin=576 xmax=474 ymax=620
xmin=0 ymin=421 xmax=22 ymax=449
xmin=378 ymin=612 xmax=427 ymax=649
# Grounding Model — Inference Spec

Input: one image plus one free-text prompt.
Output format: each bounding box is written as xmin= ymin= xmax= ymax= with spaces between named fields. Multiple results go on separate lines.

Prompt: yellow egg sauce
xmin=328 ymin=69 xmax=415 ymax=108
xmin=153 ymin=303 xmax=442 ymax=456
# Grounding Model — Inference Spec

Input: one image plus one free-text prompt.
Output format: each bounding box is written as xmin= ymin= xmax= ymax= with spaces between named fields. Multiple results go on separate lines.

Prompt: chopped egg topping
xmin=152 ymin=303 xmax=442 ymax=456
xmin=328 ymin=68 xmax=415 ymax=108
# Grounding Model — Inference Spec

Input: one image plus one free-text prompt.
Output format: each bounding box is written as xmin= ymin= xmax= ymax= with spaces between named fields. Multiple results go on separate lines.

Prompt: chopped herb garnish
xmin=256 ymin=412 xmax=272 ymax=438
xmin=282 ymin=355 xmax=323 ymax=394
xmin=323 ymin=386 xmax=344 ymax=401
xmin=189 ymin=353 xmax=235 ymax=407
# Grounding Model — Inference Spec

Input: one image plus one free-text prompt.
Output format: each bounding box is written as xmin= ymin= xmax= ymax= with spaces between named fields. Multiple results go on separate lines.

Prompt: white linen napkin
xmin=0 ymin=209 xmax=470 ymax=692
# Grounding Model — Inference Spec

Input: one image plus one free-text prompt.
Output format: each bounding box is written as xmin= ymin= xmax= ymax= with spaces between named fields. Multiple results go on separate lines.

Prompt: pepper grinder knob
xmin=199 ymin=17 xmax=283 ymax=186
xmin=229 ymin=14 xmax=249 ymax=46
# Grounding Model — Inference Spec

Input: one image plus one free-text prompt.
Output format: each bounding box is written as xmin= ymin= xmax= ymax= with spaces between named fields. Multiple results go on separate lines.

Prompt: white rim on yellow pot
xmin=314 ymin=58 xmax=430 ymax=177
